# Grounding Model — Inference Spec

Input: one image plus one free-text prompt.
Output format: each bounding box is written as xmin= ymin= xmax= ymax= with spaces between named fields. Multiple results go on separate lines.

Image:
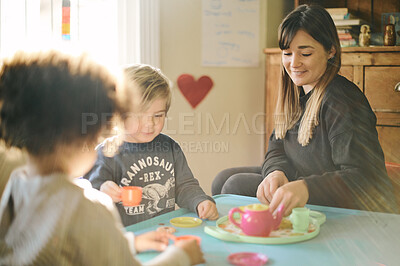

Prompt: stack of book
xmin=326 ymin=8 xmax=361 ymax=47
xmin=337 ymin=28 xmax=357 ymax=47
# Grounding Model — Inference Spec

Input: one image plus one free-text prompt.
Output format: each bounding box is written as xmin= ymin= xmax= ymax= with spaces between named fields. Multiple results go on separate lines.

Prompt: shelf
xmin=264 ymin=46 xmax=400 ymax=54
xmin=295 ymin=0 xmax=400 ymax=32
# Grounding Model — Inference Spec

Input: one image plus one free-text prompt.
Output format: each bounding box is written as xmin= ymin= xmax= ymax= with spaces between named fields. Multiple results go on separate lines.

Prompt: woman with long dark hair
xmin=212 ymin=4 xmax=397 ymax=216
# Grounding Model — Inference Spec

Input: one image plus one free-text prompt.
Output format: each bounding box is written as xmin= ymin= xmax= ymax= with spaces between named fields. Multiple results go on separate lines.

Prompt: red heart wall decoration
xmin=177 ymin=74 xmax=213 ymax=108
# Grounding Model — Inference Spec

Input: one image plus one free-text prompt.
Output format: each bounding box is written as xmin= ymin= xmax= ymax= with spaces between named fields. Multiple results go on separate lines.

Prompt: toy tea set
xmin=204 ymin=203 xmax=326 ymax=244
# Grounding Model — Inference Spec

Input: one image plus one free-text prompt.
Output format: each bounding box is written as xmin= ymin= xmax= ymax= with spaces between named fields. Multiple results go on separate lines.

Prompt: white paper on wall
xmin=202 ymin=0 xmax=260 ymax=67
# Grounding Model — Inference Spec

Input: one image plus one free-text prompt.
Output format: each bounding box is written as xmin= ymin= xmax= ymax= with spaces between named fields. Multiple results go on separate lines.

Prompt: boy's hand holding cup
xmin=100 ymin=181 xmax=123 ymax=203
xmin=100 ymin=181 xmax=142 ymax=206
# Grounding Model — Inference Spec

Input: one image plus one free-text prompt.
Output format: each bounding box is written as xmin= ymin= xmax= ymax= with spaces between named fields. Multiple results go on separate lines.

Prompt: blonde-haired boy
xmin=85 ymin=64 xmax=218 ymax=226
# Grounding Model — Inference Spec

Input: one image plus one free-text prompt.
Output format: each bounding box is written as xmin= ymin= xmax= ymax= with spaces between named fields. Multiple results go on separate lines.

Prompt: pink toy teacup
xmin=228 ymin=203 xmax=284 ymax=237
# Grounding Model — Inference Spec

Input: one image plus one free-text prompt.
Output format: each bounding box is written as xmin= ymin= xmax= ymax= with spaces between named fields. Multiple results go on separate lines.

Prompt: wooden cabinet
xmin=264 ymin=46 xmax=400 ymax=163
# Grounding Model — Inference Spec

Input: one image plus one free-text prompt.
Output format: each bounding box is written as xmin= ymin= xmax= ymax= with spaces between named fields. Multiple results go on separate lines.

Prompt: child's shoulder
xmin=4 ymin=167 xmax=114 ymax=216
xmin=156 ymin=133 xmax=182 ymax=150
xmin=95 ymin=136 xmax=124 ymax=157
xmin=157 ymin=133 xmax=177 ymax=143
xmin=70 ymin=183 xmax=124 ymax=229
xmin=78 ymin=184 xmax=115 ymax=211
xmin=51 ymin=178 xmax=122 ymax=235
xmin=62 ymin=178 xmax=118 ymax=220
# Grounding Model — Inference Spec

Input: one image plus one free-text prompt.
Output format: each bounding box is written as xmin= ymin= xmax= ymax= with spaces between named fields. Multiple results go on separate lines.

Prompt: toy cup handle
xmin=228 ymin=207 xmax=244 ymax=228
xmin=273 ymin=204 xmax=284 ymax=230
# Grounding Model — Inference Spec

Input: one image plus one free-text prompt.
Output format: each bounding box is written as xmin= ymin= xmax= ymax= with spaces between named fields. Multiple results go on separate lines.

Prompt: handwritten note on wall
xmin=202 ymin=0 xmax=260 ymax=67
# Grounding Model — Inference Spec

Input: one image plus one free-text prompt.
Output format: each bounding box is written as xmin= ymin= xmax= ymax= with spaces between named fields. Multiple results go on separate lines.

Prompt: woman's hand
xmin=197 ymin=200 xmax=219 ymax=220
xmin=257 ymin=170 xmax=289 ymax=205
xmin=175 ymin=239 xmax=205 ymax=265
xmin=268 ymin=180 xmax=309 ymax=216
xmin=100 ymin=181 xmax=122 ymax=203
xmin=134 ymin=231 xmax=169 ymax=253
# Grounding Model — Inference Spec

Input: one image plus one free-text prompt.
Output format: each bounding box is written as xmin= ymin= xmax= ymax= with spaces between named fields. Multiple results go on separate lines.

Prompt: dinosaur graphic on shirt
xmin=142 ymin=177 xmax=175 ymax=214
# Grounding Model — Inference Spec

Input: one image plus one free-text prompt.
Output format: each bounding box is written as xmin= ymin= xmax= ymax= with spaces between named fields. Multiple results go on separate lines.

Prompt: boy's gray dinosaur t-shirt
xmin=84 ymin=133 xmax=214 ymax=226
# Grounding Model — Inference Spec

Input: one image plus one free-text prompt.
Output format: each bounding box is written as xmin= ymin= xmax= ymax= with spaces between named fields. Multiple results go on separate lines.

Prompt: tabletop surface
xmin=126 ymin=194 xmax=400 ymax=266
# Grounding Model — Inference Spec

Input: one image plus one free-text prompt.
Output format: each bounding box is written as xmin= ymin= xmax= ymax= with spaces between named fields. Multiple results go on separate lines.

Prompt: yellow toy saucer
xmin=170 ymin=217 xmax=203 ymax=228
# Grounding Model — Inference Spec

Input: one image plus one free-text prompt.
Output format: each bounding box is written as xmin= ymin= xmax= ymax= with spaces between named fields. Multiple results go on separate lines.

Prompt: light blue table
xmin=126 ymin=194 xmax=400 ymax=265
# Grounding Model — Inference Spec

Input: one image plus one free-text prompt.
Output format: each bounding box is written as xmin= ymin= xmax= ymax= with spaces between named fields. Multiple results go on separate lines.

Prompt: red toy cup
xmin=121 ymin=186 xmax=142 ymax=206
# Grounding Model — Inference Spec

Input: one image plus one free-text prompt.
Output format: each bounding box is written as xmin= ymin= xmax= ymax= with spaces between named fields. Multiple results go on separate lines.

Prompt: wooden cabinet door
xmin=377 ymin=126 xmax=400 ymax=163
xmin=365 ymin=66 xmax=400 ymax=120
xmin=365 ymin=66 xmax=400 ymax=163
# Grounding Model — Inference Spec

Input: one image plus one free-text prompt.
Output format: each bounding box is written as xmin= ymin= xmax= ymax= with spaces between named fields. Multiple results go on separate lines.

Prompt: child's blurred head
xmin=121 ymin=65 xmax=171 ymax=143
xmin=0 ymin=50 xmax=118 ymax=175
xmin=123 ymin=64 xmax=171 ymax=113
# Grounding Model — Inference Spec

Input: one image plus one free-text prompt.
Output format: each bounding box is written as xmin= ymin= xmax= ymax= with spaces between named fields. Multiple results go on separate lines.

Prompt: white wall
xmin=160 ymin=0 xmax=291 ymax=195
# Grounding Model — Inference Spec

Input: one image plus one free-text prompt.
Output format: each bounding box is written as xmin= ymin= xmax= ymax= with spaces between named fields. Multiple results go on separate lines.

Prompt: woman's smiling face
xmin=282 ymin=30 xmax=335 ymax=94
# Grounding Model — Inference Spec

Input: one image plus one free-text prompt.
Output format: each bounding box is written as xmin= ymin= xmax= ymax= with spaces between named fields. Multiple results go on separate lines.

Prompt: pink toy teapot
xmin=228 ymin=203 xmax=284 ymax=237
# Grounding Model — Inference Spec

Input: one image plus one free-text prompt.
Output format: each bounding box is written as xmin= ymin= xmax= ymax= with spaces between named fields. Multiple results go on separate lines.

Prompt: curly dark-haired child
xmin=84 ymin=64 xmax=218 ymax=227
xmin=0 ymin=51 xmax=204 ymax=265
